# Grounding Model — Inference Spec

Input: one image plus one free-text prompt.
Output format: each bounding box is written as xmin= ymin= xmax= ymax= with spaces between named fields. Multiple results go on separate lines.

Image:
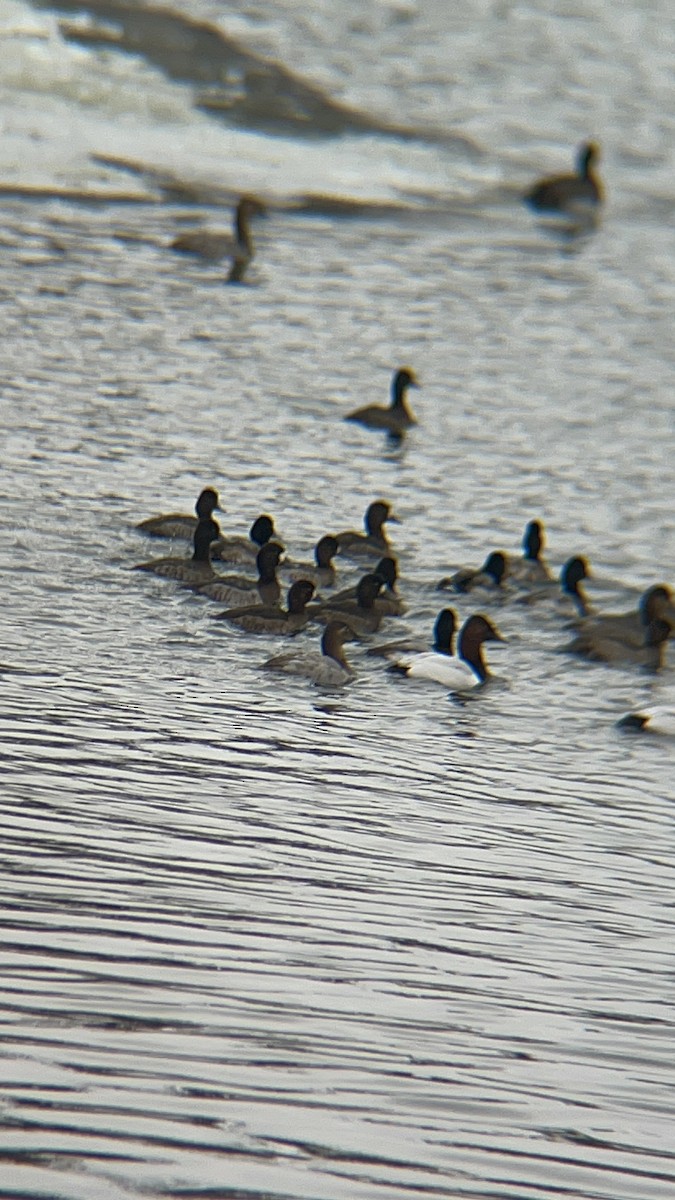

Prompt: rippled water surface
xmin=1 ymin=1 xmax=674 ymax=1197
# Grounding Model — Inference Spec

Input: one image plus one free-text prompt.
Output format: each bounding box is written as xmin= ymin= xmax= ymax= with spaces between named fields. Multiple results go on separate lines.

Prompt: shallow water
xmin=1 ymin=1 xmax=674 ymax=1198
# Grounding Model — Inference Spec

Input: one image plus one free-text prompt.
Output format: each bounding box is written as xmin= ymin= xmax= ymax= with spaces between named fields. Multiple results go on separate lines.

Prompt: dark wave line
xmin=31 ymin=0 xmax=474 ymax=148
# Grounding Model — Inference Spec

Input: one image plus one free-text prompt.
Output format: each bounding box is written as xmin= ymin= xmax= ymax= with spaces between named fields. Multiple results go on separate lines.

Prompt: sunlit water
xmin=0 ymin=1 xmax=674 ymax=1197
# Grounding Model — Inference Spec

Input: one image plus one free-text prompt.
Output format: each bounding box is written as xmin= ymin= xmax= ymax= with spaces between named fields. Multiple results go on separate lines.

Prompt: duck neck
xmin=235 ymin=205 xmax=253 ymax=255
xmin=458 ymin=629 xmax=487 ymax=681
xmin=391 ymin=373 xmax=410 ymax=412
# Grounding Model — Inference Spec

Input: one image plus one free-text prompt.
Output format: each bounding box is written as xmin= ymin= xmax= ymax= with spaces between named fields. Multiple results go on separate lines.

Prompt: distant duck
xmin=368 ymin=607 xmax=457 ymax=659
xmin=525 ymin=141 xmax=603 ymax=213
xmin=262 ymin=621 xmax=354 ymax=688
xmin=345 ymin=367 xmax=419 ymax=435
xmin=508 ymin=520 xmax=553 ymax=585
xmin=437 ymin=550 xmax=507 ymax=594
xmin=310 ymin=573 xmax=386 ymax=638
xmin=211 ymin=514 xmax=279 ymax=565
xmin=336 ymin=501 xmax=400 ymax=559
xmin=561 ymin=617 xmax=671 ymax=671
xmin=135 ymin=486 xmax=221 ymax=539
xmin=565 ymin=585 xmax=675 ymax=648
xmin=328 ymin=556 xmax=405 ymax=615
xmin=286 ymin=535 xmax=340 ymax=588
xmin=193 ymin=542 xmax=284 ymax=606
xmin=388 ymin=614 xmax=504 ymax=689
xmin=134 ymin=515 xmax=220 ymax=584
xmin=211 ymin=579 xmax=316 ymax=634
xmin=170 ymin=195 xmax=267 ymax=283
xmin=518 ymin=555 xmax=592 ymax=618
xmin=617 ymin=706 xmax=675 ymax=735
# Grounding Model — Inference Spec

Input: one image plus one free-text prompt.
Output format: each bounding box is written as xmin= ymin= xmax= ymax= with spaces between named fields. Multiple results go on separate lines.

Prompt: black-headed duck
xmin=134 ymin=515 xmax=220 ymax=584
xmin=328 ymin=556 xmax=405 ymax=615
xmin=287 ymin=535 xmax=340 ymax=588
xmin=518 ymin=556 xmax=592 ymax=618
xmin=508 ymin=520 xmax=553 ymax=585
xmin=335 ymin=500 xmax=400 ymax=559
xmin=566 ymin=585 xmax=675 ymax=648
xmin=388 ymin=614 xmax=504 ymax=689
xmin=211 ymin=514 xmax=279 ymax=565
xmin=135 ymin=487 xmax=221 ymax=539
xmin=561 ymin=617 xmax=671 ymax=670
xmin=193 ymin=542 xmax=284 ymax=606
xmin=170 ymin=194 xmax=267 ymax=282
xmin=345 ymin=367 xmax=419 ymax=435
xmin=262 ymin=621 xmax=354 ymax=688
xmin=368 ymin=608 xmax=457 ymax=659
xmin=525 ymin=142 xmax=603 ymax=213
xmin=437 ymin=550 xmax=507 ymax=594
xmin=310 ymin=573 xmax=386 ymax=638
xmin=212 ymin=579 xmax=316 ymax=634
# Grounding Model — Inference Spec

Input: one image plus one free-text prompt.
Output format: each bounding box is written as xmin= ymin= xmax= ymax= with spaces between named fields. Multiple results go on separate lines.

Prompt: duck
xmin=135 ymin=487 xmax=221 ymax=539
xmin=286 ymin=535 xmax=340 ymax=588
xmin=617 ymin=706 xmax=675 ymax=735
xmin=326 ymin=556 xmax=404 ymax=615
xmin=211 ymin=514 xmax=279 ymax=565
xmin=508 ymin=520 xmax=553 ymax=585
xmin=211 ymin=579 xmax=316 ymax=634
xmin=309 ymin=573 xmax=387 ymax=638
xmin=335 ymin=501 xmax=400 ymax=559
xmin=565 ymin=585 xmax=675 ymax=648
xmin=170 ymin=194 xmax=267 ymax=282
xmin=437 ymin=550 xmax=507 ymax=594
xmin=560 ymin=617 xmax=671 ymax=671
xmin=192 ymin=542 xmax=284 ymax=606
xmin=262 ymin=621 xmax=354 ymax=688
xmin=344 ymin=367 xmax=419 ymax=435
xmin=388 ymin=614 xmax=504 ymax=689
xmin=134 ymin=515 xmax=220 ymax=583
xmin=525 ymin=141 xmax=603 ymax=213
xmin=368 ymin=607 xmax=457 ymax=659
xmin=518 ymin=555 xmax=592 ymax=618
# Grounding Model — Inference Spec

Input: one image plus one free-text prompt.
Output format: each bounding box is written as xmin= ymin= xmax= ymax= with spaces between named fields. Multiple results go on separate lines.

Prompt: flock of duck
xmin=129 ymin=138 xmax=672 ymax=732
xmin=167 ymin=141 xmax=604 ymax=284
xmin=132 ymin=468 xmax=674 ymax=732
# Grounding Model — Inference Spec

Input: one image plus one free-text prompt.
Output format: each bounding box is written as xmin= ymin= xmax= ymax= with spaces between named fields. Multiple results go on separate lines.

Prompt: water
xmin=1 ymin=1 xmax=674 ymax=1197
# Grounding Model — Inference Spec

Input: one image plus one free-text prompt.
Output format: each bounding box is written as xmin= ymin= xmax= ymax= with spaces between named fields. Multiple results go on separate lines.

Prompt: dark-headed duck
xmin=345 ymin=367 xmax=419 ymax=436
xmin=262 ymin=621 xmax=354 ymax=687
xmin=135 ymin=487 xmax=221 ymax=539
xmin=211 ymin=579 xmax=315 ymax=634
xmin=525 ymin=142 xmax=603 ymax=212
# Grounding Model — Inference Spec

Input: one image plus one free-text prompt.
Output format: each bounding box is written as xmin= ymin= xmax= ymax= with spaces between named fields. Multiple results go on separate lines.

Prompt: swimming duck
xmin=211 ymin=515 xmax=279 ymax=565
xmin=310 ymin=573 xmax=386 ymax=638
xmin=368 ymin=608 xmax=457 ymax=659
xmin=437 ymin=551 xmax=507 ymax=594
xmin=211 ymin=579 xmax=316 ymax=634
xmin=326 ymin=556 xmax=404 ymax=615
xmin=561 ymin=617 xmax=671 ymax=671
xmin=262 ymin=621 xmax=354 ymax=688
xmin=193 ymin=542 xmax=284 ymax=606
xmin=508 ymin=520 xmax=553 ymax=585
xmin=525 ymin=142 xmax=603 ymax=212
xmin=518 ymin=556 xmax=592 ymax=618
xmin=344 ymin=367 xmax=419 ymax=435
xmin=170 ymin=194 xmax=267 ymax=282
xmin=134 ymin=515 xmax=220 ymax=583
xmin=135 ymin=487 xmax=221 ymax=539
xmin=335 ymin=501 xmax=400 ymax=559
xmin=388 ymin=614 xmax=504 ymax=689
xmin=565 ymin=585 xmax=675 ymax=648
xmin=287 ymin=535 xmax=340 ymax=588
xmin=617 ymin=706 xmax=675 ymax=735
